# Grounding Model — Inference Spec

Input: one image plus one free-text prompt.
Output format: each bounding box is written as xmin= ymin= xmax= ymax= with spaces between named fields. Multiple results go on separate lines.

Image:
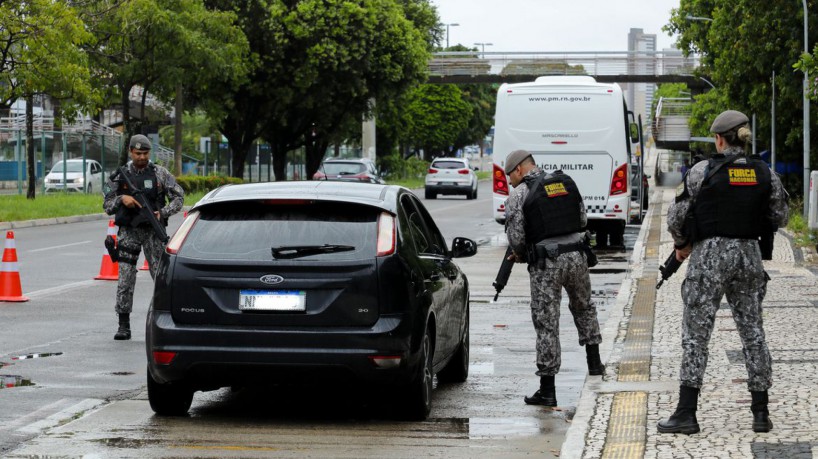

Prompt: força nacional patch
xmin=727 ymin=167 xmax=757 ymax=186
xmin=544 ymin=182 xmax=569 ymax=197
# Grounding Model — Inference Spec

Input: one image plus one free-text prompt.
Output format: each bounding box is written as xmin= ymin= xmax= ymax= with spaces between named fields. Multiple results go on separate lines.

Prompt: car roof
xmin=192 ymin=181 xmax=405 ymax=214
xmin=322 ymin=158 xmax=372 ymax=163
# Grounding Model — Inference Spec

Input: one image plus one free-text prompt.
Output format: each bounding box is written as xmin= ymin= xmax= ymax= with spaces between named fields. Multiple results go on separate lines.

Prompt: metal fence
xmin=0 ymin=128 xmax=123 ymax=195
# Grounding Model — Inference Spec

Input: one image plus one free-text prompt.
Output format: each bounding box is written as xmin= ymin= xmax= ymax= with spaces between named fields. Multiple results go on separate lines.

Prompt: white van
xmin=491 ymin=76 xmax=638 ymax=246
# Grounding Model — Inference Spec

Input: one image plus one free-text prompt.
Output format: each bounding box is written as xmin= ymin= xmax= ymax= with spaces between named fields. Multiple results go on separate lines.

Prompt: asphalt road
xmin=1 ymin=179 xmax=641 ymax=457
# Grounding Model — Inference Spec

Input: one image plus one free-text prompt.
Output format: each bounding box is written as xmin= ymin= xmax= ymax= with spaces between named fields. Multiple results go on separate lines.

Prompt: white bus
xmin=491 ymin=76 xmax=639 ymax=246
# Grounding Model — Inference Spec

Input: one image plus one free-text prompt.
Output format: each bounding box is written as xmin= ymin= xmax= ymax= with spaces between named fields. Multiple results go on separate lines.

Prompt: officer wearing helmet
xmin=658 ymin=110 xmax=788 ymax=434
xmin=503 ymin=149 xmax=604 ymax=407
xmin=103 ymin=134 xmax=184 ymax=340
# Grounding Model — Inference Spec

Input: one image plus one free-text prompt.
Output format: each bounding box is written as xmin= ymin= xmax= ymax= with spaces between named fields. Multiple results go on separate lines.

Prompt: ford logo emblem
xmin=260 ymin=275 xmax=284 ymax=285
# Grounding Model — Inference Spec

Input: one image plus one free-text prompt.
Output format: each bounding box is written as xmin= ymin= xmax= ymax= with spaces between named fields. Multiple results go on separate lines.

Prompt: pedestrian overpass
xmin=428 ymin=50 xmax=709 ymax=90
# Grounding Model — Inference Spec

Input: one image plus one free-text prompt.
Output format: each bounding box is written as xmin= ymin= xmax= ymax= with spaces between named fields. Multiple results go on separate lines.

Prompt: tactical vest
xmin=693 ymin=155 xmax=771 ymax=240
xmin=114 ymin=164 xmax=166 ymax=228
xmin=522 ymin=171 xmax=583 ymax=244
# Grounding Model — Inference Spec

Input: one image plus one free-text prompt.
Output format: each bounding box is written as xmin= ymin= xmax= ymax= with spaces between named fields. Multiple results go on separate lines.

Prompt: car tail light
xmin=428 ymin=168 xmax=438 ymax=174
xmin=610 ymin=163 xmax=628 ymax=196
xmin=493 ymin=163 xmax=509 ymax=196
xmin=368 ymin=355 xmax=402 ymax=369
xmin=458 ymin=169 xmax=469 ymax=174
xmin=377 ymin=212 xmax=395 ymax=256
xmin=165 ymin=211 xmax=199 ymax=254
xmin=153 ymin=351 xmax=177 ymax=365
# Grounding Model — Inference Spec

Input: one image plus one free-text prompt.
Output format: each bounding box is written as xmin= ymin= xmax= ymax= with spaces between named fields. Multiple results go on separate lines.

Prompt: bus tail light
xmin=610 ymin=163 xmax=628 ymax=196
xmin=493 ymin=163 xmax=509 ymax=196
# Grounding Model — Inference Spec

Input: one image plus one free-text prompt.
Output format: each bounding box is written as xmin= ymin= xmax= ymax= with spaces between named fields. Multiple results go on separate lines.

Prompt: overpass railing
xmin=429 ymin=50 xmax=701 ymax=79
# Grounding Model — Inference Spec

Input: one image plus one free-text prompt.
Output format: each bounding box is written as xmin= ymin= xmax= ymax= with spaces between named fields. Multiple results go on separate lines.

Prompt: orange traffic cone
xmin=139 ymin=258 xmax=149 ymax=271
xmin=94 ymin=220 xmax=119 ymax=281
xmin=0 ymin=231 xmax=29 ymax=302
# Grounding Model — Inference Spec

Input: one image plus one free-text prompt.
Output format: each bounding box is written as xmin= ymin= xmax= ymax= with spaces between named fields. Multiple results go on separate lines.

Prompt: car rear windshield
xmin=180 ymin=201 xmax=378 ymax=261
xmin=431 ymin=161 xmax=466 ymax=170
xmin=322 ymin=162 xmax=366 ymax=175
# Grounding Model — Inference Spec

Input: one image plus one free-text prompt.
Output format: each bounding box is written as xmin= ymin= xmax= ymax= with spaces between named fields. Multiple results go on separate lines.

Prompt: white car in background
xmin=424 ymin=157 xmax=478 ymax=200
xmin=44 ymin=159 xmax=104 ymax=193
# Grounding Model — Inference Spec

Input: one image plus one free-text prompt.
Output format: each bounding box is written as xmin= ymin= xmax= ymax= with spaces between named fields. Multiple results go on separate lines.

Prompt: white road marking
xmin=29 ymin=241 xmax=92 ymax=253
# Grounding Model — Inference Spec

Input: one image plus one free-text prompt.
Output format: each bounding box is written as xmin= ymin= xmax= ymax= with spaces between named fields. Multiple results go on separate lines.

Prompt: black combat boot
xmin=751 ymin=390 xmax=773 ymax=432
xmin=586 ymin=344 xmax=605 ymax=376
xmin=524 ymin=375 xmax=557 ymax=406
xmin=114 ymin=313 xmax=131 ymax=341
xmin=657 ymin=386 xmax=700 ymax=434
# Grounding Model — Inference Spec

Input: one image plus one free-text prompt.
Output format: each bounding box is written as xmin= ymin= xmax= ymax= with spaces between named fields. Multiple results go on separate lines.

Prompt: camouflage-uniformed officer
xmin=658 ymin=110 xmax=788 ymax=435
xmin=103 ymin=134 xmax=184 ymax=340
xmin=504 ymin=149 xmax=604 ymax=407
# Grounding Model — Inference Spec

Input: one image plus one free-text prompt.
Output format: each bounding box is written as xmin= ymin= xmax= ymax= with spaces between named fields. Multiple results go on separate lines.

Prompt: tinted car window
xmin=180 ymin=201 xmax=377 ymax=261
xmin=323 ymin=162 xmax=366 ymax=175
xmin=431 ymin=160 xmax=466 ymax=170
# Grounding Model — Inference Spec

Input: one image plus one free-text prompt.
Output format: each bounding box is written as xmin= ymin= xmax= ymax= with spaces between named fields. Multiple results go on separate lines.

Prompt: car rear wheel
xmin=401 ymin=328 xmax=433 ymax=420
xmin=437 ymin=306 xmax=469 ymax=383
xmin=425 ymin=188 xmax=436 ymax=199
xmin=147 ymin=368 xmax=194 ymax=416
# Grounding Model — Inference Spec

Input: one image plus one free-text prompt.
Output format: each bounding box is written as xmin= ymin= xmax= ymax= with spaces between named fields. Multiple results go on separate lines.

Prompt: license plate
xmin=239 ymin=290 xmax=306 ymax=312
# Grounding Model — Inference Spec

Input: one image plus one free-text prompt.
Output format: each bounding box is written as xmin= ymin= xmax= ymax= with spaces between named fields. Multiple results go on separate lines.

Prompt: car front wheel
xmin=147 ymin=368 xmax=194 ymax=416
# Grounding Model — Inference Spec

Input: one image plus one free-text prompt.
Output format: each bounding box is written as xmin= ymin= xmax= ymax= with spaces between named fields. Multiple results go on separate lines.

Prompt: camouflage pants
xmin=115 ymin=225 xmax=164 ymax=315
xmin=679 ymin=238 xmax=772 ymax=392
xmin=528 ymin=251 xmax=602 ymax=376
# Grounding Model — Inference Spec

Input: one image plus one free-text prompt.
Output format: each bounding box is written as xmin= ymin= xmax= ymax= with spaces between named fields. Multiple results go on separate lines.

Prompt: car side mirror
xmin=451 ymin=237 xmax=477 ymax=258
xmin=473 ymin=166 xmax=479 ymax=171
xmin=629 ymin=122 xmax=639 ymax=143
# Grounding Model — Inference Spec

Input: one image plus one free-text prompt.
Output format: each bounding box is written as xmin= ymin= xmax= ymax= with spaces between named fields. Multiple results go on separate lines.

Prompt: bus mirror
xmin=629 ymin=123 xmax=640 ymax=143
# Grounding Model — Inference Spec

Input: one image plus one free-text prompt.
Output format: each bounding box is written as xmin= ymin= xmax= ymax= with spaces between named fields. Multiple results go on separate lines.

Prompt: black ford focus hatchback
xmin=146 ymin=181 xmax=476 ymax=419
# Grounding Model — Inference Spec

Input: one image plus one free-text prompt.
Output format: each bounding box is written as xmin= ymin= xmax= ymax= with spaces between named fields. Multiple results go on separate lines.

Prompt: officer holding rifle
xmin=503 ymin=149 xmax=604 ymax=407
xmin=658 ymin=110 xmax=788 ymax=435
xmin=103 ymin=134 xmax=184 ymax=341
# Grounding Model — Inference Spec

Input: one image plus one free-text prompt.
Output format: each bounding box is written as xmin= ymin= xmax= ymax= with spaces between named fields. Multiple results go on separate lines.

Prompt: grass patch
xmin=786 ymin=204 xmax=818 ymax=248
xmin=0 ymin=191 xmax=209 ymax=222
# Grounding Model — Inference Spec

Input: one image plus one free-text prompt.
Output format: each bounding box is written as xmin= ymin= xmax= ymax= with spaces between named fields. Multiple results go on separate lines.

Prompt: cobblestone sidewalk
xmin=563 ymin=187 xmax=818 ymax=459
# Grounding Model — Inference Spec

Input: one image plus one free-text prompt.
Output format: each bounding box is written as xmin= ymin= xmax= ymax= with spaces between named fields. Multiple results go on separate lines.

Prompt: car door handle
xmin=429 ymin=273 xmax=441 ymax=282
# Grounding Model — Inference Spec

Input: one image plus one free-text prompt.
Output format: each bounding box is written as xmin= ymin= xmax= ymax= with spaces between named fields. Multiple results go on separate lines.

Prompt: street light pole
xmin=474 ymin=42 xmax=493 ymax=56
xmin=803 ymin=0 xmax=810 ymax=218
xmin=445 ymin=23 xmax=459 ymax=49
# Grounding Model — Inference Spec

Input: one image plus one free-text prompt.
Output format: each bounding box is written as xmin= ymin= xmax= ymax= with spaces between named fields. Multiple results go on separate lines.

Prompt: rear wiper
xmin=271 ymin=244 xmax=356 ymax=259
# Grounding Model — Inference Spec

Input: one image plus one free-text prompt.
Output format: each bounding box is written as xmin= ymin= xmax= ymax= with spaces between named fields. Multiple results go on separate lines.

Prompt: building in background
xmin=626 ymin=28 xmax=656 ymax=132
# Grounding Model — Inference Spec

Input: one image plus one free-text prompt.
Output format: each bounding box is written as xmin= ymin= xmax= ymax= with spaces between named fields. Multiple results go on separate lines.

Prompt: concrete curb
xmin=0 ymin=213 xmax=111 ymax=231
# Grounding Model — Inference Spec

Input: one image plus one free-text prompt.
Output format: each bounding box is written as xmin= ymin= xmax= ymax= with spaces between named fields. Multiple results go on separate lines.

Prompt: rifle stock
xmin=492 ymin=246 xmax=515 ymax=301
xmin=117 ymin=167 xmax=169 ymax=243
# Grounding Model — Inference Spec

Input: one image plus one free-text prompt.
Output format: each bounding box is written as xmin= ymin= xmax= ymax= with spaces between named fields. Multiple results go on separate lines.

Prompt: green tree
xmin=0 ymin=0 xmax=99 ymax=198
xmin=206 ymin=0 xmax=430 ymax=180
xmin=665 ymin=0 xmax=813 ymax=196
xmin=81 ymin=0 xmax=249 ymax=167
xmin=402 ymin=84 xmax=471 ymax=160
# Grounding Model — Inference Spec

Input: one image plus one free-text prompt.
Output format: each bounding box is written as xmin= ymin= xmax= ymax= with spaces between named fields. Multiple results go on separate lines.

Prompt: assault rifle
xmin=116 ymin=167 xmax=169 ymax=243
xmin=492 ymin=246 xmax=515 ymax=301
xmin=656 ymin=251 xmax=683 ymax=289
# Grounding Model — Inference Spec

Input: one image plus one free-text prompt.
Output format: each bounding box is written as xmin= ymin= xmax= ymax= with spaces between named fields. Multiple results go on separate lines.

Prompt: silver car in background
xmin=424 ymin=157 xmax=478 ymax=200
xmin=44 ymin=159 xmax=104 ymax=193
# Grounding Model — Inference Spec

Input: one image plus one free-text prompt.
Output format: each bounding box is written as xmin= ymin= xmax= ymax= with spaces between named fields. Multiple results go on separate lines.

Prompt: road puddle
xmin=466 ymin=417 xmax=544 ymax=438
xmin=1 ymin=374 xmax=34 ymax=388
xmin=469 ymin=362 xmax=494 ymax=375
xmin=11 ymin=351 xmax=63 ymax=361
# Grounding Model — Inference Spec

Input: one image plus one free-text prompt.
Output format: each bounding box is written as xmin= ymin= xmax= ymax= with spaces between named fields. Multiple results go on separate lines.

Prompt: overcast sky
xmin=430 ymin=0 xmax=681 ymax=52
